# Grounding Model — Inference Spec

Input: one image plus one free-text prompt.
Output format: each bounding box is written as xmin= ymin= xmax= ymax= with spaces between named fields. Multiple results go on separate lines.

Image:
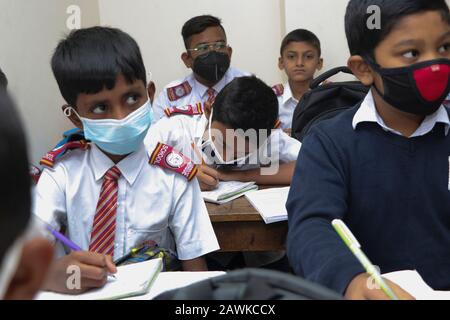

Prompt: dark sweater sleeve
xmin=286 ymin=128 xmax=365 ymax=294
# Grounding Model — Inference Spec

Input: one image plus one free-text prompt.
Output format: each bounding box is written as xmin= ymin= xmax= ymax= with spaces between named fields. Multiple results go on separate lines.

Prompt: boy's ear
xmin=181 ymin=52 xmax=193 ymax=69
xmin=317 ymin=57 xmax=324 ymax=71
xmin=203 ymin=100 xmax=213 ymax=119
xmin=62 ymin=105 xmax=83 ymax=129
xmin=147 ymin=81 xmax=156 ymax=104
xmin=347 ymin=55 xmax=375 ymax=86
xmin=226 ymin=46 xmax=233 ymax=60
xmin=278 ymin=57 xmax=285 ymax=71
xmin=3 ymin=237 xmax=53 ymax=300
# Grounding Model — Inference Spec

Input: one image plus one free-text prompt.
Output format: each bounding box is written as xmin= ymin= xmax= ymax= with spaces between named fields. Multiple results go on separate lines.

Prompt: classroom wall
xmin=98 ymin=0 xmax=285 ymax=94
xmin=0 ymin=0 xmax=100 ymax=164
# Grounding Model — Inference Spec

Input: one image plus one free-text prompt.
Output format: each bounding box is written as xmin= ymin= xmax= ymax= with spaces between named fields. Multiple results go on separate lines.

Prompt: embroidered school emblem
xmin=149 ymin=143 xmax=198 ymax=181
xmin=167 ymin=81 xmax=192 ymax=102
xmin=164 ymin=103 xmax=203 ymax=117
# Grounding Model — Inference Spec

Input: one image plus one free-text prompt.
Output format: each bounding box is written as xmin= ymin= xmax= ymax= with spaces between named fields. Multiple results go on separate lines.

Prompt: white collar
xmin=282 ymin=83 xmax=298 ymax=105
xmin=90 ymin=143 xmax=147 ymax=185
xmin=352 ymin=91 xmax=450 ymax=137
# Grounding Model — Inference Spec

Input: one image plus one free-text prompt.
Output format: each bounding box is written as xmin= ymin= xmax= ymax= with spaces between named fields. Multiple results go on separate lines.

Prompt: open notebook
xmin=245 ymin=187 xmax=290 ymax=224
xmin=202 ymin=181 xmax=258 ymax=204
xmin=36 ymin=258 xmax=162 ymax=300
xmin=383 ymin=270 xmax=450 ymax=300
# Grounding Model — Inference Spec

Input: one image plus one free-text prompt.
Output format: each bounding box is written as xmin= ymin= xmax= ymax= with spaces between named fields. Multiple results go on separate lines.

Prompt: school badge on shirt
xmin=164 ymin=103 xmax=203 ymax=118
xmin=149 ymin=143 xmax=198 ymax=181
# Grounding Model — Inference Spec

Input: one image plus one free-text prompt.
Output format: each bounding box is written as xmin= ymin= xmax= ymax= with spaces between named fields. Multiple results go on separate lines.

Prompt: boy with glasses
xmin=152 ymin=15 xmax=249 ymax=124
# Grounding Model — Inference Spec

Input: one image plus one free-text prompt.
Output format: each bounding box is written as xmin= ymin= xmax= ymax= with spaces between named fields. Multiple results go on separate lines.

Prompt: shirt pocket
xmin=127 ymin=222 xmax=169 ymax=249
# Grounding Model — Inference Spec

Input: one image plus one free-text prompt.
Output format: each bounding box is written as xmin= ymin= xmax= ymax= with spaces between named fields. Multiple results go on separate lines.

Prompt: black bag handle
xmin=310 ymin=66 xmax=354 ymax=89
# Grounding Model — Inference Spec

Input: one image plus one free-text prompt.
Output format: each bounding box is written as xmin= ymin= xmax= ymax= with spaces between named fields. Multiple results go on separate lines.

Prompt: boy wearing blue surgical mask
xmin=34 ymin=27 xmax=219 ymax=294
xmin=287 ymin=0 xmax=450 ymax=300
xmin=0 ymin=90 xmax=53 ymax=300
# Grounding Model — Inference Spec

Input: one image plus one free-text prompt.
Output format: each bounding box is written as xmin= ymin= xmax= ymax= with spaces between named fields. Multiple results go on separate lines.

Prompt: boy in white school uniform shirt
xmin=273 ymin=29 xmax=324 ymax=134
xmin=146 ymin=76 xmax=301 ymax=193
xmin=33 ymin=27 xmax=219 ymax=295
xmin=152 ymin=15 xmax=248 ymax=124
xmin=147 ymin=76 xmax=301 ymax=269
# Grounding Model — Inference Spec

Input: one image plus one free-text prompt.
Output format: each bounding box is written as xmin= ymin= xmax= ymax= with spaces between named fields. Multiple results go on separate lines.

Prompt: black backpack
xmin=155 ymin=268 xmax=342 ymax=300
xmin=292 ymin=66 xmax=370 ymax=142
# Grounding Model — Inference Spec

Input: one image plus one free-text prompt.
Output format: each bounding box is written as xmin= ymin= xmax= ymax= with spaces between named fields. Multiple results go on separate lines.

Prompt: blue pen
xmin=35 ymin=215 xmax=82 ymax=251
xmin=34 ymin=216 xmax=116 ymax=279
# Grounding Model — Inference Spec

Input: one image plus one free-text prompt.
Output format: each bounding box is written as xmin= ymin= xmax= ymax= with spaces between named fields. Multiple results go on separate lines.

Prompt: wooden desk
xmin=207 ymin=191 xmax=288 ymax=252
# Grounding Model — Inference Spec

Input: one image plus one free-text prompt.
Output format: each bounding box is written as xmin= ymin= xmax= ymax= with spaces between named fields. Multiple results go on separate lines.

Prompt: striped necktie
xmin=89 ymin=166 xmax=121 ymax=256
xmin=207 ymin=88 xmax=216 ymax=104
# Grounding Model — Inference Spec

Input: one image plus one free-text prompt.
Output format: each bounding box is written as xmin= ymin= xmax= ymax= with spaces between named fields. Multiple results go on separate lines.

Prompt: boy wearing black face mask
xmin=152 ymin=15 xmax=249 ymax=124
xmin=287 ymin=0 xmax=450 ymax=300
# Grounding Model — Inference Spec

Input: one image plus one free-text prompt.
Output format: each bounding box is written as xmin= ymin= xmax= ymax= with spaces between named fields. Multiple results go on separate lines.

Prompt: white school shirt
xmin=277 ymin=83 xmax=299 ymax=130
xmin=353 ymin=91 xmax=450 ymax=137
xmin=145 ymin=114 xmax=302 ymax=169
xmin=33 ymin=143 xmax=220 ymax=261
xmin=152 ymin=67 xmax=249 ymax=124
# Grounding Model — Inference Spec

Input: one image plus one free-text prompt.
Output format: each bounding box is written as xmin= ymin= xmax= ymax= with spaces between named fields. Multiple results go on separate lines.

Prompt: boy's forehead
xmin=75 ymin=74 xmax=145 ymax=106
xmin=188 ymin=26 xmax=227 ymax=47
xmin=283 ymin=41 xmax=319 ymax=55
xmin=383 ymin=11 xmax=450 ymax=45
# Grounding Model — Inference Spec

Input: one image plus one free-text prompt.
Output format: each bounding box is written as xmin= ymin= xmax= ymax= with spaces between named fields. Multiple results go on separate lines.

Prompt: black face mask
xmin=367 ymin=58 xmax=450 ymax=116
xmin=193 ymin=51 xmax=231 ymax=83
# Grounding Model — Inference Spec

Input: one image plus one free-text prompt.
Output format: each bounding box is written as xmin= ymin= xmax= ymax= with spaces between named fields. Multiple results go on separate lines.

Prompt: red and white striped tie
xmin=89 ymin=166 xmax=121 ymax=256
xmin=207 ymin=88 xmax=216 ymax=104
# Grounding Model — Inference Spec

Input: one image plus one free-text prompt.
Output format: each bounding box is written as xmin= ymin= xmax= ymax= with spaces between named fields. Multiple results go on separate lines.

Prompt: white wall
xmin=0 ymin=0 xmax=100 ymax=164
xmin=99 ymin=0 xmax=285 ymax=93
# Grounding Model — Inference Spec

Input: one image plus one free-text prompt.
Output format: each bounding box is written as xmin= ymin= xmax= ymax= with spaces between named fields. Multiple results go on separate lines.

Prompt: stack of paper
xmin=383 ymin=270 xmax=450 ymax=300
xmin=202 ymin=181 xmax=258 ymax=204
xmin=36 ymin=258 xmax=162 ymax=300
xmin=245 ymin=187 xmax=290 ymax=224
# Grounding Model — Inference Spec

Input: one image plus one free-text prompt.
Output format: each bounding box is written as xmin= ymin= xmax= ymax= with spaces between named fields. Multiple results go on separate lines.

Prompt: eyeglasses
xmin=187 ymin=41 xmax=229 ymax=54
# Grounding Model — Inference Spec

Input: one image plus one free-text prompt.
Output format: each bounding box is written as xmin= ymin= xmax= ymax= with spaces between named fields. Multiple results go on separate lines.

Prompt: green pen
xmin=332 ymin=219 xmax=399 ymax=300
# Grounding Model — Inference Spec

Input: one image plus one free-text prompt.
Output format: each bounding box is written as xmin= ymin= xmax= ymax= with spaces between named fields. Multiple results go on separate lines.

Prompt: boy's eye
xmin=438 ymin=43 xmax=450 ymax=54
xmin=92 ymin=104 xmax=107 ymax=114
xmin=287 ymin=54 xmax=296 ymax=60
xmin=402 ymin=50 xmax=419 ymax=59
xmin=126 ymin=94 xmax=140 ymax=105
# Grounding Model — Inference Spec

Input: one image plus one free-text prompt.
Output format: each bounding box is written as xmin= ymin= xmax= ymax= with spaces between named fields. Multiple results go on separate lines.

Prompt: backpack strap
xmin=40 ymin=139 xmax=89 ymax=168
xmin=167 ymin=81 xmax=192 ymax=102
xmin=164 ymin=103 xmax=203 ymax=118
xmin=272 ymin=84 xmax=284 ymax=97
xmin=149 ymin=143 xmax=198 ymax=181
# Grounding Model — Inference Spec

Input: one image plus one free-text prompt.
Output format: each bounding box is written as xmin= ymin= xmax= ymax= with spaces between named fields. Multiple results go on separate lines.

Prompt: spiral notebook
xmin=36 ymin=258 xmax=162 ymax=300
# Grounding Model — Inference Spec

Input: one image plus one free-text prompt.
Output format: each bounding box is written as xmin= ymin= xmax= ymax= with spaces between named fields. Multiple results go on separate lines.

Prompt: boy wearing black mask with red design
xmin=152 ymin=15 xmax=249 ymax=124
xmin=287 ymin=0 xmax=450 ymax=300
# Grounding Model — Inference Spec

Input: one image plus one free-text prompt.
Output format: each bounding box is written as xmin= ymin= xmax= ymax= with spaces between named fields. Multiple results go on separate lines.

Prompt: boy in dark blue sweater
xmin=287 ymin=0 xmax=450 ymax=300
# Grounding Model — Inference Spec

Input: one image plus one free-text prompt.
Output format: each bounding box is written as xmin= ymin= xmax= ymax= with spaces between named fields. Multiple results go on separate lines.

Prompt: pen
xmin=331 ymin=219 xmax=399 ymax=300
xmin=35 ymin=215 xmax=116 ymax=279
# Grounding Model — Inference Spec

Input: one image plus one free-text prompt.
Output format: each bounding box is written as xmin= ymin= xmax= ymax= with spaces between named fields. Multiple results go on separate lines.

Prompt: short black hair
xmin=0 ymin=90 xmax=30 ymax=266
xmin=345 ymin=0 xmax=450 ymax=58
xmin=182 ymin=15 xmax=226 ymax=49
xmin=280 ymin=29 xmax=321 ymax=56
xmin=213 ymin=76 xmax=278 ymax=133
xmin=51 ymin=26 xmax=147 ymax=107
xmin=0 ymin=68 xmax=7 ymax=89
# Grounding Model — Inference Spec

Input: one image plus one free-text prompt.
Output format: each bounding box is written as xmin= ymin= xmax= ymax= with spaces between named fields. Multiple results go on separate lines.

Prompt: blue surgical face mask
xmin=65 ymin=99 xmax=153 ymax=155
